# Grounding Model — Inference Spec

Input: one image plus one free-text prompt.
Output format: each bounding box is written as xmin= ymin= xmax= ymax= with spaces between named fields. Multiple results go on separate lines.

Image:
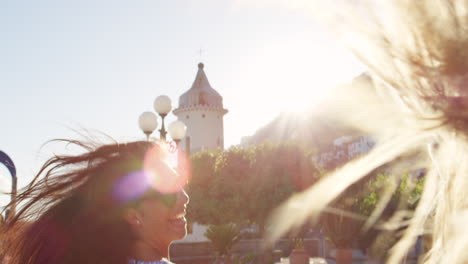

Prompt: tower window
xmin=202 ymin=114 xmax=206 ymax=118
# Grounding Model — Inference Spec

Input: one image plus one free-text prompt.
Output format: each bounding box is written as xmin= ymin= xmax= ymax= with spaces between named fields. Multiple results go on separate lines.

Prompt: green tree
xmin=357 ymin=172 xmax=425 ymax=259
xmin=187 ymin=143 xmax=319 ymax=232
xmin=319 ymin=170 xmax=424 ymax=257
xmin=243 ymin=143 xmax=315 ymax=234
xmin=187 ymin=147 xmax=253 ymax=225
xmin=320 ymin=184 xmax=363 ymax=249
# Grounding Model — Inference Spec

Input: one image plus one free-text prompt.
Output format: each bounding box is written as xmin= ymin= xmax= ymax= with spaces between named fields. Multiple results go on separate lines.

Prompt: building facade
xmin=173 ymin=63 xmax=228 ymax=154
xmin=314 ymin=135 xmax=376 ymax=169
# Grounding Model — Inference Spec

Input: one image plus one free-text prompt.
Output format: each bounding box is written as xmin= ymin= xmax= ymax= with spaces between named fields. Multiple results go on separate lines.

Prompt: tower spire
xmin=197 ymin=48 xmax=205 ymax=63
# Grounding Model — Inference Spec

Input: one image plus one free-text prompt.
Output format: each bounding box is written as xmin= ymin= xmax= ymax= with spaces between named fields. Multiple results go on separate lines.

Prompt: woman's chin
xmin=168 ymin=217 xmax=187 ymax=240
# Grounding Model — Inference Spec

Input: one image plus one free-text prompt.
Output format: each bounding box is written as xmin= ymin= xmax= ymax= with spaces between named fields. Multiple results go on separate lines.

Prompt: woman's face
xmin=121 ymin=147 xmax=190 ymax=251
xmin=136 ymin=188 xmax=189 ymax=247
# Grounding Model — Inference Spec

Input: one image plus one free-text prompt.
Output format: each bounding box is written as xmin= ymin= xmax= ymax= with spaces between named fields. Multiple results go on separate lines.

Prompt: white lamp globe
xmin=138 ymin=111 xmax=158 ymax=134
xmin=168 ymin=120 xmax=187 ymax=141
xmin=154 ymin=95 xmax=172 ymax=115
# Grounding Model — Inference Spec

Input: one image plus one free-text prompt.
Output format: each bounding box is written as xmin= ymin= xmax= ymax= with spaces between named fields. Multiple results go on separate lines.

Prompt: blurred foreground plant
xmin=205 ymin=223 xmax=240 ymax=257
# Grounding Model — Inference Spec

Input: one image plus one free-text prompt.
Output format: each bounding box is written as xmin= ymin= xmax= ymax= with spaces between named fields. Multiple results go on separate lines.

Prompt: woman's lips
xmin=168 ymin=217 xmax=186 ymax=228
xmin=168 ymin=211 xmax=186 ymax=228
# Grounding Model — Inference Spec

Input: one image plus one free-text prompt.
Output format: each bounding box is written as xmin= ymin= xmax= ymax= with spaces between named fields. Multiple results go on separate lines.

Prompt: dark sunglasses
xmin=139 ymin=190 xmax=178 ymax=208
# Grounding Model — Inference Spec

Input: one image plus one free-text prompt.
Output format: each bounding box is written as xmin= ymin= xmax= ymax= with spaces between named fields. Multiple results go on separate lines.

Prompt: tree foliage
xmin=187 ymin=143 xmax=319 ymax=231
xmin=320 ymin=170 xmax=425 ymax=251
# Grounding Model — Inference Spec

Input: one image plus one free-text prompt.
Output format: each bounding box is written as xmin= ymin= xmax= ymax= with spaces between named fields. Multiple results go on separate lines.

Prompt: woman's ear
xmin=123 ymin=208 xmax=143 ymax=227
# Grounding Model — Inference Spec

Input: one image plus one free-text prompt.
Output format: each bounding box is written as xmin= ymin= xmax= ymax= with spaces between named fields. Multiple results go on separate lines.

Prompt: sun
xmin=241 ymin=36 xmax=365 ymax=114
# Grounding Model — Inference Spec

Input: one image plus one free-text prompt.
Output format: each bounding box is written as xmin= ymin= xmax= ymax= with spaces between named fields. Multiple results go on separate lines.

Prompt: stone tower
xmin=173 ymin=63 xmax=228 ymax=153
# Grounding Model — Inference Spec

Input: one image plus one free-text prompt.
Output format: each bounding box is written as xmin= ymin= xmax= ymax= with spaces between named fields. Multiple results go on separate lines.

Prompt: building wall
xmin=314 ymin=135 xmax=376 ymax=169
xmin=174 ymin=223 xmax=209 ymax=243
xmin=174 ymin=107 xmax=225 ymax=154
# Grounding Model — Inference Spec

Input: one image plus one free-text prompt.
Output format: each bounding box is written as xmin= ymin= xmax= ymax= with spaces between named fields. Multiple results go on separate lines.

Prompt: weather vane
xmin=198 ymin=48 xmax=204 ymax=61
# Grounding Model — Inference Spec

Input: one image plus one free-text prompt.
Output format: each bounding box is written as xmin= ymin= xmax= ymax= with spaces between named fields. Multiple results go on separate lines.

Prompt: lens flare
xmin=112 ymin=170 xmax=152 ymax=203
xmin=143 ymin=144 xmax=190 ymax=194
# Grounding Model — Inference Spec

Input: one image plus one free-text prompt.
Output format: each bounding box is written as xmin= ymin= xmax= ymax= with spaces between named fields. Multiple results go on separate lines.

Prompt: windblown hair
xmin=268 ymin=1 xmax=468 ymax=263
xmin=3 ymin=140 xmax=160 ymax=264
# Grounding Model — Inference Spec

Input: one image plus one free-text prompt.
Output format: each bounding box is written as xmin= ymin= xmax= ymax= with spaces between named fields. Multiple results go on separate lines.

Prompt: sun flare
xmin=240 ymin=37 xmax=365 ymax=115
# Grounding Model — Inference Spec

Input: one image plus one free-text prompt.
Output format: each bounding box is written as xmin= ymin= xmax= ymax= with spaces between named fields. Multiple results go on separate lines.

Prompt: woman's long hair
xmin=267 ymin=1 xmax=468 ymax=263
xmin=3 ymin=139 xmax=159 ymax=264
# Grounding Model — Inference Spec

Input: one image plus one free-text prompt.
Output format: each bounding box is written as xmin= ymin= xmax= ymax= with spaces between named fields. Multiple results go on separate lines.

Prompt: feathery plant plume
xmin=266 ymin=1 xmax=468 ymax=263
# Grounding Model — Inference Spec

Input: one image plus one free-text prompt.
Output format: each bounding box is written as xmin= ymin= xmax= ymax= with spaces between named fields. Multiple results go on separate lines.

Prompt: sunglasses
xmin=139 ymin=190 xmax=178 ymax=208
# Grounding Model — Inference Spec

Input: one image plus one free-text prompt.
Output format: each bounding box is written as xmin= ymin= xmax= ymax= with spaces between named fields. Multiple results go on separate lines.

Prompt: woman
xmin=3 ymin=140 xmax=189 ymax=264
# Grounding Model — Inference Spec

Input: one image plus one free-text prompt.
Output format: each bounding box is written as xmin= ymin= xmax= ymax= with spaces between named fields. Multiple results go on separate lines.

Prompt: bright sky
xmin=0 ymin=0 xmax=365 ymax=205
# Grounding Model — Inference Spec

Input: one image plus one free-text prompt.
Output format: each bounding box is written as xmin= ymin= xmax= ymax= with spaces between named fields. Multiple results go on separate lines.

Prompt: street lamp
xmin=138 ymin=95 xmax=187 ymax=144
xmin=0 ymin=150 xmax=17 ymax=222
xmin=168 ymin=120 xmax=187 ymax=148
xmin=153 ymin=95 xmax=172 ymax=141
xmin=138 ymin=112 xmax=158 ymax=141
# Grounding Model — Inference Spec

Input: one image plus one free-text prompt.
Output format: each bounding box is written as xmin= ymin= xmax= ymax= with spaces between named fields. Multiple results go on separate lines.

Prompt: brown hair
xmin=3 ymin=140 xmax=164 ymax=264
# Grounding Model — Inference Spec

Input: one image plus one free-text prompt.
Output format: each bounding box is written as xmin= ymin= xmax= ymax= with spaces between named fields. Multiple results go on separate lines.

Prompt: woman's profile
xmin=2 ymin=139 xmax=189 ymax=264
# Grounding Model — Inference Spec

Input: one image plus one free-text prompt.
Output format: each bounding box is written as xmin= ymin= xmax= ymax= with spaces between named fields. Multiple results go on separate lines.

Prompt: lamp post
xmin=138 ymin=112 xmax=158 ymax=141
xmin=138 ymin=95 xmax=187 ymax=145
xmin=168 ymin=120 xmax=187 ymax=148
xmin=0 ymin=150 xmax=17 ymax=222
xmin=153 ymin=95 xmax=172 ymax=141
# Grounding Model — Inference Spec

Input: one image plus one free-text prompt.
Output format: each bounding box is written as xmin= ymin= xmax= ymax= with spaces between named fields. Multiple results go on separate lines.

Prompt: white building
xmin=173 ymin=62 xmax=228 ymax=154
xmin=173 ymin=62 xmax=227 ymax=244
xmin=347 ymin=135 xmax=375 ymax=157
xmin=314 ymin=135 xmax=376 ymax=169
xmin=177 ymin=223 xmax=209 ymax=243
xmin=333 ymin=136 xmax=352 ymax=146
